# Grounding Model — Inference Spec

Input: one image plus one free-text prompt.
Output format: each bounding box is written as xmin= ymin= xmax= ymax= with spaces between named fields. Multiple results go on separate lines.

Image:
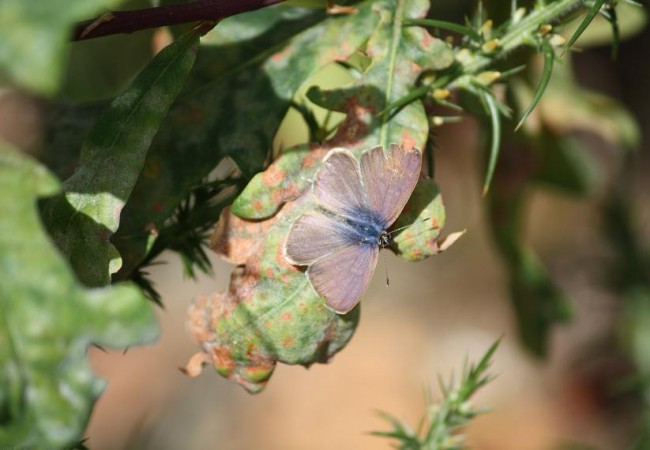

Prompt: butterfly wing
xmin=306 ymin=243 xmax=379 ymax=313
xmin=312 ymin=148 xmax=370 ymax=219
xmin=360 ymin=144 xmax=422 ymax=227
xmin=284 ymin=211 xmax=353 ymax=265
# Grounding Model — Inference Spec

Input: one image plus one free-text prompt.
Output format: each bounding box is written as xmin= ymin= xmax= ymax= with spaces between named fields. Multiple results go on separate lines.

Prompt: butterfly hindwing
xmin=284 ymin=211 xmax=354 ymax=265
xmin=306 ymin=243 xmax=379 ymax=313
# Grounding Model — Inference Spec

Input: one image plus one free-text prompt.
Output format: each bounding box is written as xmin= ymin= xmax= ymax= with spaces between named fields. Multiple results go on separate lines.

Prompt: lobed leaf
xmin=391 ymin=178 xmax=448 ymax=261
xmin=307 ymin=0 xmax=454 ymax=153
xmin=0 ymin=143 xmax=158 ymax=447
xmin=186 ymin=0 xmax=460 ymax=393
xmin=187 ymin=200 xmax=359 ymax=393
xmin=41 ymin=26 xmax=201 ymax=287
xmin=236 ymin=0 xmax=453 ymax=221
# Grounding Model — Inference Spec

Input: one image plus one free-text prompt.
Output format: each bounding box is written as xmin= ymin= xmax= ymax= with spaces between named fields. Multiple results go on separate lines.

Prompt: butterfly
xmin=283 ymin=144 xmax=422 ymax=314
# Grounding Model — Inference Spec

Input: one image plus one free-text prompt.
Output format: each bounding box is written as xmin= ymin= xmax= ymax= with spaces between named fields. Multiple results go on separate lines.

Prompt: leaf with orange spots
xmin=231 ymin=144 xmax=328 ymax=219
xmin=189 ymin=142 xmax=460 ymax=393
xmin=391 ymin=178 xmax=451 ymax=261
xmin=113 ymin=2 xmax=381 ymax=278
xmin=187 ymin=199 xmax=359 ymax=393
xmin=185 ymin=0 xmax=461 ymax=392
xmin=233 ymin=0 xmax=454 ymax=221
xmin=307 ymin=0 xmax=454 ymax=152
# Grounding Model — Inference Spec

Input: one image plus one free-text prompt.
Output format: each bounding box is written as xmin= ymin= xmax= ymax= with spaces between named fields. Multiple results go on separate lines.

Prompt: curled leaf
xmin=187 ymin=0 xmax=459 ymax=392
xmin=391 ymin=178 xmax=460 ymax=261
xmin=187 ymin=199 xmax=360 ymax=393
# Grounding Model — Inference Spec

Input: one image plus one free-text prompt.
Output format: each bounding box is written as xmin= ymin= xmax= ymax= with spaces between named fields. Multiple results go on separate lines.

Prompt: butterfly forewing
xmin=307 ymin=243 xmax=379 ymax=313
xmin=284 ymin=211 xmax=353 ymax=265
xmin=284 ymin=144 xmax=422 ymax=314
xmin=313 ymin=149 xmax=370 ymax=219
xmin=360 ymin=144 xmax=422 ymax=227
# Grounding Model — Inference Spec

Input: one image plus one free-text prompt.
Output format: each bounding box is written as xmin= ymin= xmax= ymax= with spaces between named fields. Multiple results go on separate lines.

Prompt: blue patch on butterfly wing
xmin=360 ymin=145 xmax=423 ymax=227
xmin=322 ymin=205 xmax=386 ymax=246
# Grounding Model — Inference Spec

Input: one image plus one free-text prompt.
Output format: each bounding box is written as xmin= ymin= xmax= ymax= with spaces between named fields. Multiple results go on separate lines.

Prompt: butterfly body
xmin=284 ymin=145 xmax=422 ymax=314
xmin=328 ymin=207 xmax=386 ymax=247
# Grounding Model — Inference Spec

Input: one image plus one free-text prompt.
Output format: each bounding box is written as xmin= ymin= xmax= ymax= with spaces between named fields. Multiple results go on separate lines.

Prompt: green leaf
xmin=187 ymin=203 xmax=360 ymax=393
xmin=41 ymin=27 xmax=200 ymax=287
xmin=0 ymin=0 xmax=126 ymax=95
xmin=42 ymin=101 xmax=107 ymax=181
xmin=391 ymin=178 xmax=448 ymax=261
xmin=306 ymin=0 xmax=453 ymax=152
xmin=0 ymin=143 xmax=158 ymax=447
xmin=114 ymin=3 xmax=380 ymax=277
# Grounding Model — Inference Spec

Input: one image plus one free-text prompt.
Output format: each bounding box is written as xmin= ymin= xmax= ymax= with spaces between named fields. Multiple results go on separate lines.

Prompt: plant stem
xmin=454 ymin=0 xmax=584 ymax=82
xmin=72 ymin=0 xmax=285 ymax=41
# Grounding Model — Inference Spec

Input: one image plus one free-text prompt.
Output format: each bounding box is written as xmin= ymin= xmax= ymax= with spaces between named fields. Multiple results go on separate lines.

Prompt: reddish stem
xmin=72 ymin=0 xmax=285 ymax=41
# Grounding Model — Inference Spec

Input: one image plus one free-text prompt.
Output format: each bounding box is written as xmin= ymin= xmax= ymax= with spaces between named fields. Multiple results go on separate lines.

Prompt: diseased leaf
xmin=190 ymin=148 xmax=453 ymax=393
xmin=235 ymin=0 xmax=452 ymax=221
xmin=114 ymin=3 xmax=380 ymax=278
xmin=41 ymin=27 xmax=201 ymax=286
xmin=187 ymin=199 xmax=360 ymax=393
xmin=391 ymin=178 xmax=448 ymax=261
xmin=232 ymin=144 xmax=325 ymax=219
xmin=307 ymin=0 xmax=453 ymax=153
xmin=0 ymin=0 xmax=126 ymax=95
xmin=185 ymin=0 xmax=459 ymax=393
xmin=0 ymin=143 xmax=158 ymax=447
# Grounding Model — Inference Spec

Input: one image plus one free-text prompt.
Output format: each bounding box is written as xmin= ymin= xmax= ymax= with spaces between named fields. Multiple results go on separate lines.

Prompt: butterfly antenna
xmin=383 ymin=250 xmax=390 ymax=287
xmin=387 ymin=217 xmax=432 ymax=237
